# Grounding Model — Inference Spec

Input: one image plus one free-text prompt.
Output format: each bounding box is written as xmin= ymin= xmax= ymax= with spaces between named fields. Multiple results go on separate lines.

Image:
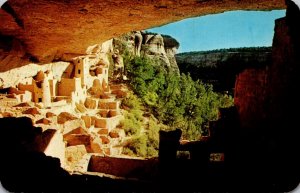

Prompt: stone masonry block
xmin=94 ymin=118 xmax=107 ymax=128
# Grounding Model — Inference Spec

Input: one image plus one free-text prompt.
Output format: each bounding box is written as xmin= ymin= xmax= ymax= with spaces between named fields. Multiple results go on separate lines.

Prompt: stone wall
xmin=58 ymin=78 xmax=77 ymax=96
xmin=44 ymin=130 xmax=66 ymax=167
xmin=88 ymin=155 xmax=158 ymax=180
xmin=65 ymin=145 xmax=87 ymax=172
xmin=15 ymin=90 xmax=32 ymax=103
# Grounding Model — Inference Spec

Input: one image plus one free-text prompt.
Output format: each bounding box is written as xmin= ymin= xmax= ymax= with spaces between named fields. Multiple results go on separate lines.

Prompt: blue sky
xmin=147 ymin=10 xmax=286 ymax=53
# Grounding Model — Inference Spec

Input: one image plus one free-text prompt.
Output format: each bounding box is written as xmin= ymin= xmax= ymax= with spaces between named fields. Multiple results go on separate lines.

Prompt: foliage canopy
xmin=124 ymin=55 xmax=233 ymax=140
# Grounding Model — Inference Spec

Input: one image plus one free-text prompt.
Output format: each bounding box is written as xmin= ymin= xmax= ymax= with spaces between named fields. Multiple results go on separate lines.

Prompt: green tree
xmin=124 ymin=55 xmax=233 ymax=140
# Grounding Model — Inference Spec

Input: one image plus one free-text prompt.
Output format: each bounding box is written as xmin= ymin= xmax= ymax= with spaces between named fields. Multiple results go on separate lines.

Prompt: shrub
xmin=123 ymin=135 xmax=147 ymax=157
xmin=145 ymin=117 xmax=160 ymax=157
xmin=120 ymin=92 xmax=145 ymax=136
xmin=122 ymin=115 xmax=160 ymax=157
xmin=121 ymin=93 xmax=142 ymax=110
xmin=120 ymin=111 xmax=142 ymax=136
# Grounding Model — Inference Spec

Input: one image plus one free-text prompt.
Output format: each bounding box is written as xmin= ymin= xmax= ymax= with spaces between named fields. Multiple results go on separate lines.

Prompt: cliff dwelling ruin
xmin=0 ymin=0 xmax=299 ymax=192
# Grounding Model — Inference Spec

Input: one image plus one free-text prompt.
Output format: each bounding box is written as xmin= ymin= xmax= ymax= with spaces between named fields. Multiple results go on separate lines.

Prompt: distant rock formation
xmin=142 ymin=33 xmax=180 ymax=74
xmin=113 ymin=31 xmax=180 ymax=74
xmin=176 ymin=47 xmax=272 ymax=92
xmin=162 ymin=35 xmax=180 ymax=74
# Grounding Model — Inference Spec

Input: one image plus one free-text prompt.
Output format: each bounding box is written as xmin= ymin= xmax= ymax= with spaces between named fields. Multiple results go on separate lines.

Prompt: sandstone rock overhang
xmin=0 ymin=0 xmax=285 ymax=62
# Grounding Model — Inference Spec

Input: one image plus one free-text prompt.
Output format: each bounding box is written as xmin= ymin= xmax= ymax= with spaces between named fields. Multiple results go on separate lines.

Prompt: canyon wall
xmin=233 ymin=1 xmax=300 ymax=191
xmin=176 ymin=48 xmax=272 ymax=92
xmin=234 ymin=67 xmax=268 ymax=129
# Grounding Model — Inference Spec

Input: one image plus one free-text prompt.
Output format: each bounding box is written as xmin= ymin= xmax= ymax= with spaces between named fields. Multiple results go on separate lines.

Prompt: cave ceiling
xmin=0 ymin=0 xmax=285 ymax=62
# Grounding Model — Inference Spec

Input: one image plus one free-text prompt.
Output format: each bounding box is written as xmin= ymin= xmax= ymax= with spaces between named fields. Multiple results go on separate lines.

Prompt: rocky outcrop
xmin=163 ymin=35 xmax=180 ymax=73
xmin=114 ymin=31 xmax=180 ymax=73
xmin=234 ymin=67 xmax=268 ymax=129
xmin=142 ymin=33 xmax=180 ymax=73
xmin=0 ymin=0 xmax=284 ymax=63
